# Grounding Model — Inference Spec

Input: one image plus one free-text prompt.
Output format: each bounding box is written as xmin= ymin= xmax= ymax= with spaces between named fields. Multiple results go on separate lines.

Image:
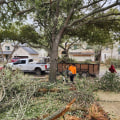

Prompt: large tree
xmin=0 ymin=0 xmax=120 ymax=82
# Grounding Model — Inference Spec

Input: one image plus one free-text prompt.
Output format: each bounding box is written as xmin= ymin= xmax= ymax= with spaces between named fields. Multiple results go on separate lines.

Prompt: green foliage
xmin=0 ymin=68 xmax=95 ymax=120
xmin=105 ymin=58 xmax=120 ymax=68
xmin=97 ymin=72 xmax=120 ymax=92
xmin=83 ymin=59 xmax=93 ymax=64
xmin=19 ymin=25 xmax=40 ymax=44
xmin=0 ymin=68 xmax=38 ymax=120
xmin=0 ymin=1 xmax=26 ymax=27
xmin=1 ymin=0 xmax=120 ymax=83
xmin=58 ymin=57 xmax=77 ymax=63
xmin=0 ymin=23 xmax=21 ymax=43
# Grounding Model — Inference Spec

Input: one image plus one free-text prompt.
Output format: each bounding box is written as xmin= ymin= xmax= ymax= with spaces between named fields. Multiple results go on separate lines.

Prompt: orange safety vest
xmin=69 ymin=65 xmax=76 ymax=74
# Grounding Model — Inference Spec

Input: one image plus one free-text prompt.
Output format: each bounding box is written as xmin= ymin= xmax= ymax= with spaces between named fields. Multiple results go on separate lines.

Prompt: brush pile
xmin=27 ymin=100 xmax=110 ymax=120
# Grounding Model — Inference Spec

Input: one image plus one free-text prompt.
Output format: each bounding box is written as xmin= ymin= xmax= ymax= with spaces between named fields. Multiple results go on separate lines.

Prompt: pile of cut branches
xmin=26 ymin=100 xmax=110 ymax=120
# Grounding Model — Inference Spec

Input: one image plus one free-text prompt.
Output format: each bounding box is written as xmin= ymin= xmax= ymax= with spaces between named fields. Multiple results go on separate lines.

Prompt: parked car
xmin=11 ymin=58 xmax=20 ymax=62
xmin=7 ymin=58 xmax=50 ymax=75
xmin=0 ymin=66 xmax=3 ymax=71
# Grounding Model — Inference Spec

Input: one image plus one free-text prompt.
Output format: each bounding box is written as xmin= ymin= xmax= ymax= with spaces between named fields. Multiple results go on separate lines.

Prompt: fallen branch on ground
xmin=44 ymin=98 xmax=76 ymax=120
xmin=38 ymin=87 xmax=76 ymax=93
xmin=87 ymin=102 xmax=111 ymax=120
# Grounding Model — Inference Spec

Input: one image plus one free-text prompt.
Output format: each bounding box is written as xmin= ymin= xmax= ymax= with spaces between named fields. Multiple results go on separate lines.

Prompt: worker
xmin=109 ymin=64 xmax=117 ymax=73
xmin=69 ymin=63 xmax=76 ymax=84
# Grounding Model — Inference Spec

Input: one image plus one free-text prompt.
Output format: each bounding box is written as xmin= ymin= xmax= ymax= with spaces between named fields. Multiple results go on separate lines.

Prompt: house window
xmin=74 ymin=45 xmax=77 ymax=50
xmin=5 ymin=46 xmax=10 ymax=50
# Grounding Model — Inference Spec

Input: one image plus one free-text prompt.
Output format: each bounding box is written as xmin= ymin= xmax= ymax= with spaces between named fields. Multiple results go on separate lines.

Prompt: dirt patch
xmin=95 ymin=91 xmax=120 ymax=119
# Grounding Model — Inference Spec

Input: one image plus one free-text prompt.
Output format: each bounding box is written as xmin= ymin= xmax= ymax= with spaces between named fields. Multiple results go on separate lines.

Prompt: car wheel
xmin=35 ymin=68 xmax=41 ymax=75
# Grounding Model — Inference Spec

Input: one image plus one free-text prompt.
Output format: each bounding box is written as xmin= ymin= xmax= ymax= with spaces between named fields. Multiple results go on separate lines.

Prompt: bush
xmin=105 ymin=58 xmax=120 ymax=68
xmin=97 ymin=71 xmax=120 ymax=92
xmin=58 ymin=57 xmax=76 ymax=63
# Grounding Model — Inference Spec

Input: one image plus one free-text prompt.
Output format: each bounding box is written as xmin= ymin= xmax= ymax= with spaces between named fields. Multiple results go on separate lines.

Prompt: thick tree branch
xmin=16 ymin=7 xmax=35 ymax=16
xmin=83 ymin=13 xmax=120 ymax=26
xmin=76 ymin=0 xmax=103 ymax=11
xmin=94 ymin=13 xmax=120 ymax=20
xmin=68 ymin=2 xmax=120 ymax=27
xmin=67 ymin=40 xmax=79 ymax=50
xmin=57 ymin=1 xmax=79 ymax=44
xmin=44 ymin=98 xmax=76 ymax=120
xmin=59 ymin=44 xmax=65 ymax=50
xmin=51 ymin=0 xmax=60 ymax=42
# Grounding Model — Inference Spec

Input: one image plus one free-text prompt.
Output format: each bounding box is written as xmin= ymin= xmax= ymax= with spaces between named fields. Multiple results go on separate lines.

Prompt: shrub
xmin=58 ymin=57 xmax=77 ymax=63
xmin=97 ymin=71 xmax=120 ymax=92
xmin=105 ymin=58 xmax=120 ymax=68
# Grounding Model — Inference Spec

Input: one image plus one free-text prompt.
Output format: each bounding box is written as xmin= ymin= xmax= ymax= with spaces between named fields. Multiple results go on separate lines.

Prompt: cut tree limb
xmin=38 ymin=87 xmax=76 ymax=93
xmin=44 ymin=98 xmax=76 ymax=120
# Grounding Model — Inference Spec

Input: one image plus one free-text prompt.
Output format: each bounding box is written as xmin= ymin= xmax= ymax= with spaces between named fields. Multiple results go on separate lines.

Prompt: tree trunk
xmin=0 ymin=43 xmax=4 ymax=62
xmin=7 ymin=43 xmax=19 ymax=63
xmin=98 ymin=49 xmax=102 ymax=72
xmin=49 ymin=42 xmax=59 ymax=82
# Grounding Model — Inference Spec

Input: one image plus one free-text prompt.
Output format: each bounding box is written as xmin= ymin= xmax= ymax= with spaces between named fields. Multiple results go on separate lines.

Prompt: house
xmin=0 ymin=42 xmax=14 ymax=61
xmin=13 ymin=46 xmax=39 ymax=59
xmin=0 ymin=42 xmax=39 ymax=61
xmin=33 ymin=48 xmax=48 ymax=57
xmin=69 ymin=49 xmax=94 ymax=62
xmin=101 ymin=42 xmax=120 ymax=63
xmin=58 ymin=43 xmax=95 ymax=62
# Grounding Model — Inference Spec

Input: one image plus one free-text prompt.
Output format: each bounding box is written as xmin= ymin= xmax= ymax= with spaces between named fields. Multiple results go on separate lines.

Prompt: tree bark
xmin=49 ymin=41 xmax=59 ymax=82
xmin=44 ymin=98 xmax=76 ymax=120
xmin=7 ymin=42 xmax=19 ymax=63
xmin=98 ymin=48 xmax=102 ymax=72
xmin=0 ymin=43 xmax=4 ymax=62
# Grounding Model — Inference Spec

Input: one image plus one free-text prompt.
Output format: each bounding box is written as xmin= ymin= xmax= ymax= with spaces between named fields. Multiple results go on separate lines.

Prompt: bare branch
xmin=51 ymin=0 xmax=60 ymax=41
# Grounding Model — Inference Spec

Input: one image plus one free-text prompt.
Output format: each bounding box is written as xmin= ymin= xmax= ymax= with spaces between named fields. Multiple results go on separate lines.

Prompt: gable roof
xmin=0 ymin=51 xmax=12 ymax=55
xmin=21 ymin=47 xmax=38 ymax=55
